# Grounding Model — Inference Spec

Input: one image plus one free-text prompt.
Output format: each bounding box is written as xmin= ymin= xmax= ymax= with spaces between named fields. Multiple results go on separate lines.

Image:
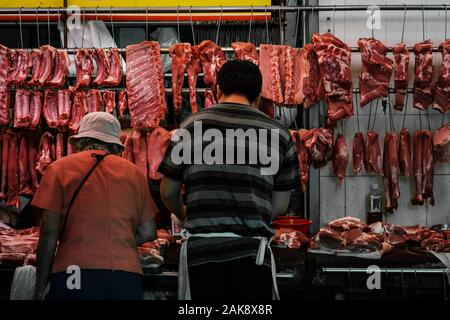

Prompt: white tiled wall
xmin=316 ymin=0 xmax=450 ymax=227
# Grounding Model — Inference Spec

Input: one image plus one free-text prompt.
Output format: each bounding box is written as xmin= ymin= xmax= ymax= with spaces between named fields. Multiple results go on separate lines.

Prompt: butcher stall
xmin=0 ymin=0 xmax=450 ymax=300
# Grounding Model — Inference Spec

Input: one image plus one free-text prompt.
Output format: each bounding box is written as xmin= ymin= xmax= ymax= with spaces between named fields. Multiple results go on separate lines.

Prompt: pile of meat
xmin=120 ymin=127 xmax=172 ymax=181
xmin=0 ymin=226 xmax=39 ymax=265
xmin=272 ymin=228 xmax=310 ymax=250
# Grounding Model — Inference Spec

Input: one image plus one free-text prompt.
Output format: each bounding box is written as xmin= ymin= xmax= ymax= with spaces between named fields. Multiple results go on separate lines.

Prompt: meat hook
xmin=264 ymin=5 xmax=270 ymax=43
xmin=18 ymin=7 xmax=23 ymax=49
xmin=110 ymin=7 xmax=116 ymax=47
xmin=96 ymin=6 xmax=102 ymax=48
xmin=332 ymin=4 xmax=336 ymax=36
xmin=47 ymin=7 xmax=51 ymax=45
xmin=400 ymin=4 xmax=407 ymax=43
xmin=176 ymin=6 xmax=180 ymax=43
xmin=294 ymin=6 xmax=301 ymax=47
xmin=354 ymin=88 xmax=360 ymax=132
xmin=421 ymin=5 xmax=426 ymax=42
xmin=247 ymin=5 xmax=253 ymax=43
xmin=189 ymin=6 xmax=196 ymax=45
xmin=145 ymin=6 xmax=148 ymax=41
xmin=36 ymin=7 xmax=41 ymax=48
xmin=402 ymin=92 xmax=408 ymax=129
xmin=445 ymin=4 xmax=448 ymax=40
xmin=215 ymin=6 xmax=223 ymax=45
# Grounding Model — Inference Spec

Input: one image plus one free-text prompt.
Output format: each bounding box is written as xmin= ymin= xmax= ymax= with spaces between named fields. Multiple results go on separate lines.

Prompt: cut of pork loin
xmin=126 ymin=41 xmax=166 ymax=129
xmin=186 ymin=45 xmax=202 ymax=113
xmin=433 ymin=124 xmax=450 ymax=163
xmin=103 ymin=48 xmax=123 ymax=86
xmin=117 ymin=90 xmax=128 ymax=118
xmin=0 ymin=133 xmax=9 ymax=200
xmin=43 ymin=90 xmax=59 ymax=129
xmin=18 ymin=134 xmax=33 ymax=197
xmin=231 ymin=42 xmax=259 ymax=65
xmin=393 ymin=43 xmax=410 ymax=111
xmin=28 ymin=49 xmax=42 ymax=85
xmin=352 ymin=132 xmax=365 ymax=175
xmin=57 ymin=89 xmax=71 ymax=130
xmin=421 ymin=130 xmax=434 ymax=206
xmin=146 ymin=127 xmax=171 ymax=180
xmin=103 ymin=90 xmax=116 ymax=114
xmin=259 ymin=44 xmax=284 ymax=105
xmin=0 ymin=44 xmax=10 ymax=126
xmin=46 ymin=50 xmax=70 ymax=87
xmin=8 ymin=49 xmax=31 ymax=85
xmin=27 ymin=135 xmax=39 ymax=192
xmin=332 ymin=134 xmax=349 ymax=185
xmin=69 ymin=90 xmax=87 ymax=133
xmin=38 ymin=45 xmax=57 ymax=85
xmin=92 ymin=48 xmax=110 ymax=86
xmin=36 ymin=132 xmax=54 ymax=175
xmin=198 ymin=40 xmax=227 ymax=90
xmin=75 ymin=49 xmax=94 ymax=88
xmin=120 ymin=131 xmax=134 ymax=162
xmin=399 ymin=128 xmax=412 ymax=176
xmin=85 ymin=89 xmax=102 ymax=113
xmin=411 ymin=130 xmax=424 ymax=205
xmin=364 ymin=131 xmax=383 ymax=176
xmin=7 ymin=132 xmax=19 ymax=209
xmin=312 ymin=33 xmax=353 ymax=122
xmin=413 ymin=40 xmax=434 ymax=110
xmin=383 ymin=132 xmax=400 ymax=212
xmin=14 ymin=89 xmax=31 ymax=128
xmin=56 ymin=133 xmax=64 ymax=160
xmin=132 ymin=130 xmax=148 ymax=178
xmin=169 ymin=43 xmax=192 ymax=113
xmin=303 ymin=44 xmax=324 ymax=108
xmin=29 ymin=91 xmax=43 ymax=130
xmin=284 ymin=47 xmax=305 ymax=105
xmin=358 ymin=38 xmax=393 ymax=107
xmin=432 ymin=39 xmax=450 ymax=113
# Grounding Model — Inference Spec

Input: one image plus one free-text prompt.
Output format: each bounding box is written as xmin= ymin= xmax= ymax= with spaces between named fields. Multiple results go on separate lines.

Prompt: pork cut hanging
xmin=291 ymin=130 xmax=311 ymax=192
xmin=132 ymin=130 xmax=148 ymax=178
xmin=14 ymin=89 xmax=31 ymax=128
xmin=46 ymin=50 xmax=70 ymax=87
xmin=7 ymin=132 xmax=19 ymax=209
xmin=398 ymin=128 xmax=412 ymax=176
xmin=0 ymin=133 xmax=9 ymax=199
xmin=303 ymin=44 xmax=324 ymax=108
xmin=103 ymin=48 xmax=123 ymax=86
xmin=302 ymin=128 xmax=334 ymax=169
xmin=27 ymin=135 xmax=39 ymax=192
xmin=146 ymin=127 xmax=171 ymax=180
xmin=413 ymin=40 xmax=434 ymax=110
xmin=169 ymin=43 xmax=192 ymax=113
xmin=432 ymin=39 xmax=450 ymax=113
xmin=85 ymin=89 xmax=102 ymax=113
xmin=8 ymin=49 xmax=31 ymax=85
xmin=433 ymin=124 xmax=450 ymax=163
xmin=352 ymin=132 xmax=365 ymax=175
xmin=284 ymin=47 xmax=306 ymax=105
xmin=103 ymin=90 xmax=116 ymax=114
xmin=75 ymin=49 xmax=94 ymax=88
xmin=231 ymin=42 xmax=259 ymax=65
xmin=198 ymin=40 xmax=227 ymax=91
xmin=36 ymin=132 xmax=55 ymax=175
xmin=69 ymin=90 xmax=87 ymax=133
xmin=259 ymin=44 xmax=284 ymax=105
xmin=393 ymin=43 xmax=410 ymax=111
xmin=92 ymin=48 xmax=110 ymax=86
xmin=204 ymin=89 xmax=216 ymax=108
xmin=18 ymin=134 xmax=33 ymax=197
xmin=120 ymin=131 xmax=134 ymax=162
xmin=117 ymin=90 xmax=128 ymax=118
xmin=382 ymin=132 xmax=400 ymax=212
xmin=421 ymin=130 xmax=434 ymax=206
xmin=411 ymin=130 xmax=424 ymax=205
xmin=332 ymin=134 xmax=349 ymax=184
xmin=29 ymin=91 xmax=43 ymax=130
xmin=56 ymin=133 xmax=64 ymax=160
xmin=312 ymin=33 xmax=353 ymax=122
xmin=186 ymin=46 xmax=202 ymax=113
xmin=0 ymin=44 xmax=10 ymax=126
xmin=43 ymin=90 xmax=59 ymax=129
xmin=57 ymin=89 xmax=71 ymax=129
xmin=364 ymin=131 xmax=383 ymax=176
xmin=358 ymin=38 xmax=393 ymax=107
xmin=38 ymin=45 xmax=57 ymax=85
xmin=126 ymin=41 xmax=166 ymax=129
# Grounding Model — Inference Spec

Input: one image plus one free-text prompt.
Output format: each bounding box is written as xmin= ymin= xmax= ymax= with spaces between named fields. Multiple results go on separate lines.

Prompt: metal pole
xmin=323 ymin=267 xmax=448 ymax=274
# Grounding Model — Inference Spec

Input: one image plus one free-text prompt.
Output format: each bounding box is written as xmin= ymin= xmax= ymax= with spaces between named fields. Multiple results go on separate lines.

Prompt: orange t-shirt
xmin=31 ymin=150 xmax=157 ymax=275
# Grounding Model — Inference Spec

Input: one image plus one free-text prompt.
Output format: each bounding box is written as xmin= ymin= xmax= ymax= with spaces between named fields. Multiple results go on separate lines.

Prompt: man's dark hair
xmin=216 ymin=60 xmax=262 ymax=103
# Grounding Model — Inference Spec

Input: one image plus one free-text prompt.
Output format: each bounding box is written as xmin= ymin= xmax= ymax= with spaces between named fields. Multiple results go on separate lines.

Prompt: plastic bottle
xmin=366 ymin=184 xmax=383 ymax=224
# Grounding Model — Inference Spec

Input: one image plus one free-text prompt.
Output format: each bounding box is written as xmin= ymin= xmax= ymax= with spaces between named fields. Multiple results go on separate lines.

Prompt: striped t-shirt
xmin=158 ymin=103 xmax=300 ymax=266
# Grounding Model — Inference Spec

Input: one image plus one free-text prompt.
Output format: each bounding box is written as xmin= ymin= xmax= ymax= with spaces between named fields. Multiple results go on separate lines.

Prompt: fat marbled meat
xmin=332 ymin=134 xmax=349 ymax=185
xmin=313 ymin=33 xmax=353 ymax=122
xmin=146 ymin=127 xmax=171 ymax=180
xmin=43 ymin=90 xmax=59 ymax=129
xmin=126 ymin=41 xmax=166 ymax=129
xmin=198 ymin=40 xmax=227 ymax=91
xmin=117 ymin=90 xmax=128 ymax=117
xmin=103 ymin=48 xmax=123 ymax=86
xmin=383 ymin=132 xmax=400 ymax=212
xmin=393 ymin=43 xmax=410 ymax=111
xmin=69 ymin=90 xmax=87 ymax=133
xmin=413 ymin=40 xmax=434 ymax=110
xmin=75 ymin=49 xmax=94 ymax=88
xmin=432 ymin=39 xmax=450 ymax=113
xmin=352 ymin=132 xmax=365 ymax=175
xmin=38 ymin=45 xmax=57 ymax=85
xmin=399 ymin=128 xmax=412 ymax=176
xmin=18 ymin=134 xmax=33 ymax=197
xmin=186 ymin=46 xmax=202 ymax=113
xmin=0 ymin=44 xmax=10 ymax=126
xmin=358 ymin=38 xmax=393 ymax=107
xmin=85 ymin=89 xmax=103 ymax=113
xmin=46 ymin=50 xmax=70 ymax=87
xmin=303 ymin=44 xmax=324 ymax=108
xmin=284 ymin=47 xmax=306 ymax=105
xmin=8 ymin=49 xmax=30 ymax=85
xmin=364 ymin=131 xmax=383 ymax=176
xmin=169 ymin=43 xmax=192 ymax=113
xmin=14 ymin=89 xmax=31 ymax=129
xmin=231 ymin=42 xmax=259 ymax=65
xmin=259 ymin=44 xmax=284 ymax=105
xmin=433 ymin=124 xmax=450 ymax=163
xmin=92 ymin=48 xmax=110 ymax=86
xmin=103 ymin=90 xmax=116 ymax=114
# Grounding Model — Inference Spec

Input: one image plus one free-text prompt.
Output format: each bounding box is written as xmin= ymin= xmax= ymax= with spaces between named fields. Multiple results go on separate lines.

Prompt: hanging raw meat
xmin=358 ymin=38 xmax=393 ymax=107
xmin=399 ymin=128 xmax=412 ymax=176
xmin=75 ymin=49 xmax=94 ymax=88
xmin=432 ymin=39 xmax=450 ymax=113
xmin=36 ymin=132 xmax=55 ymax=175
xmin=204 ymin=89 xmax=216 ymax=108
xmin=433 ymin=124 xmax=450 ymax=163
xmin=231 ymin=42 xmax=259 ymax=65
xmin=103 ymin=48 xmax=123 ymax=86
xmin=18 ymin=134 xmax=33 ymax=197
xmin=284 ymin=47 xmax=305 ymax=105
xmin=103 ymin=91 xmax=116 ymax=114
xmin=38 ymin=45 xmax=57 ymax=85
xmin=67 ymin=136 xmax=75 ymax=156
xmin=198 ymin=40 xmax=227 ymax=91
xmin=169 ymin=43 xmax=192 ymax=113
xmin=411 ymin=131 xmax=424 ymax=205
xmin=92 ymin=48 xmax=110 ymax=86
xmin=8 ymin=49 xmax=31 ymax=85
xmin=302 ymin=128 xmax=333 ymax=169
xmin=28 ymin=135 xmax=39 ymax=192
xmin=332 ymin=134 xmax=349 ymax=184
xmin=14 ymin=89 xmax=31 ymax=128
xmin=120 ymin=131 xmax=134 ymax=162
xmin=0 ymin=44 xmax=10 ymax=127
xmin=312 ymin=33 xmax=353 ymax=122
xmin=46 ymin=50 xmax=70 ymax=87
xmin=43 ymin=90 xmax=59 ymax=129
xmin=28 ymin=49 xmax=43 ymax=85
xmin=85 ymin=89 xmax=102 ymax=113
xmin=146 ymin=127 xmax=171 ymax=180
xmin=56 ymin=133 xmax=64 ymax=160
xmin=413 ymin=40 xmax=434 ymax=110
xmin=0 ymin=133 xmax=9 ymax=200
xmin=186 ymin=46 xmax=202 ymax=113
xmin=117 ymin=90 xmax=128 ymax=118
xmin=393 ymin=43 xmax=410 ymax=111
xmin=126 ymin=41 xmax=166 ymax=129
xmin=132 ymin=130 xmax=148 ymax=178
xmin=57 ymin=89 xmax=71 ymax=130
xmin=383 ymin=132 xmax=400 ymax=213
xmin=364 ymin=131 xmax=383 ymax=176
xmin=352 ymin=132 xmax=365 ymax=175
xmin=7 ymin=132 xmax=19 ymax=209
xmin=29 ymin=91 xmax=43 ymax=130
xmin=260 ymin=44 xmax=284 ymax=105
xmin=422 ymin=130 xmax=434 ymax=206
xmin=303 ymin=44 xmax=324 ymax=108
xmin=291 ymin=130 xmax=311 ymax=192
xmin=69 ymin=90 xmax=87 ymax=133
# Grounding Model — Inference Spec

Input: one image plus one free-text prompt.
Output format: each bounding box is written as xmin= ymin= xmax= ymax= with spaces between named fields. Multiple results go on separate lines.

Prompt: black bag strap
xmin=58 ymin=153 xmax=110 ymax=238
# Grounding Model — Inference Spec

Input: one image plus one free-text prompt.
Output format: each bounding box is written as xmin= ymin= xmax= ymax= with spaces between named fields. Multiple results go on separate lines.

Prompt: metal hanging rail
xmin=323 ymin=267 xmax=448 ymax=274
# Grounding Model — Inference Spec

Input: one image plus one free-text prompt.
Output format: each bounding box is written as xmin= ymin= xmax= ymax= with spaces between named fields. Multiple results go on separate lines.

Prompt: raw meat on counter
xmin=432 ymin=39 xmax=450 ymax=113
xmin=399 ymin=128 xmax=412 ymax=176
xmin=413 ymin=40 xmax=434 ymax=110
xmin=169 ymin=43 xmax=192 ymax=113
xmin=382 ymin=132 xmax=400 ymax=212
xmin=46 ymin=49 xmax=70 ymax=87
xmin=313 ymin=33 xmax=353 ymax=122
xmin=352 ymin=132 xmax=365 ymax=175
xmin=231 ymin=42 xmax=259 ymax=65
xmin=126 ymin=41 xmax=166 ymax=129
xmin=75 ymin=49 xmax=94 ymax=88
xmin=146 ymin=127 xmax=171 ymax=180
xmin=198 ymin=40 xmax=227 ymax=91
xmin=328 ymin=217 xmax=367 ymax=232
xmin=117 ymin=90 xmax=128 ymax=118
xmin=0 ymin=227 xmax=39 ymax=265
xmin=259 ymin=44 xmax=284 ymax=105
xmin=358 ymin=38 xmax=393 ymax=107
xmin=186 ymin=46 xmax=202 ymax=113
xmin=364 ymin=131 xmax=383 ymax=176
xmin=272 ymin=228 xmax=310 ymax=249
xmin=433 ymin=124 xmax=450 ymax=163
xmin=393 ymin=43 xmax=410 ymax=111
xmin=0 ymin=44 xmax=10 ymax=126
xmin=69 ymin=90 xmax=87 ymax=133
xmin=103 ymin=90 xmax=116 ymax=114
xmin=332 ymin=134 xmax=349 ymax=184
xmin=7 ymin=49 xmax=30 ymax=85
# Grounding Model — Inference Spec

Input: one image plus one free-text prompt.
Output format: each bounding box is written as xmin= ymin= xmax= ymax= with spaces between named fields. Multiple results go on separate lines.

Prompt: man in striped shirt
xmin=159 ymin=60 xmax=300 ymax=300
